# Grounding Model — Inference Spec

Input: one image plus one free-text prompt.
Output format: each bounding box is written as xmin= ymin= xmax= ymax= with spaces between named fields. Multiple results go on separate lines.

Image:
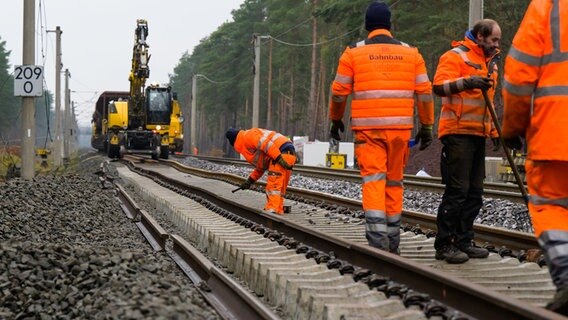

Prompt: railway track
xmin=190 ymin=155 xmax=526 ymax=203
xmin=108 ymin=155 xmax=562 ymax=319
xmin=102 ymin=160 xmax=278 ymax=320
xmin=176 ymin=154 xmax=534 ymax=251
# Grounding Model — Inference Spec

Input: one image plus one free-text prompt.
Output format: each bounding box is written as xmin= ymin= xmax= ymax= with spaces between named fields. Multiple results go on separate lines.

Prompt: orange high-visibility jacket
xmin=503 ymin=0 xmax=568 ymax=161
xmin=434 ymin=37 xmax=499 ymax=139
xmin=329 ymin=29 xmax=434 ymax=130
xmin=233 ymin=128 xmax=292 ymax=181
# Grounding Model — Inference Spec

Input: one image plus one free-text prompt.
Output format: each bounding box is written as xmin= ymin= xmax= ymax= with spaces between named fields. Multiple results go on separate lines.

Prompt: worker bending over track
xmin=226 ymin=127 xmax=296 ymax=215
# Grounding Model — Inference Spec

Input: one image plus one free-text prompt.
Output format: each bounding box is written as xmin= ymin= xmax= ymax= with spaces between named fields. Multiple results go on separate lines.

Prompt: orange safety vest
xmin=435 ymin=37 xmax=499 ymax=139
xmin=503 ymin=0 xmax=568 ymax=161
xmin=233 ymin=128 xmax=292 ymax=181
xmin=330 ymin=29 xmax=434 ymax=130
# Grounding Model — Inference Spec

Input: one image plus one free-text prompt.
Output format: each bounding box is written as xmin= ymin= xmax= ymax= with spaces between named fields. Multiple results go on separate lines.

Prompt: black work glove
xmin=504 ymin=136 xmax=523 ymax=150
xmin=464 ymin=76 xmax=493 ymax=91
xmin=492 ymin=137 xmax=500 ymax=151
xmin=414 ymin=125 xmax=433 ymax=151
xmin=239 ymin=177 xmax=254 ymax=190
xmin=330 ymin=120 xmax=345 ymax=141
xmin=276 ymin=155 xmax=293 ymax=170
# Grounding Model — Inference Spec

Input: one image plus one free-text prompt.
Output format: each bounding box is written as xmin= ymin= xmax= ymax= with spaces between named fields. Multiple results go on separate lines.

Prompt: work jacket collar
xmin=367 ymin=29 xmax=393 ymax=39
xmin=452 ymin=35 xmax=501 ymax=62
xmin=452 ymin=36 xmax=484 ymax=57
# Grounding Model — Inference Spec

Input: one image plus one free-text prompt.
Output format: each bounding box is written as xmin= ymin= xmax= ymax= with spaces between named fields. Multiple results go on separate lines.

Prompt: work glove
xmin=330 ymin=120 xmax=345 ymax=141
xmin=464 ymin=76 xmax=493 ymax=91
xmin=276 ymin=155 xmax=294 ymax=170
xmin=504 ymin=136 xmax=523 ymax=150
xmin=414 ymin=125 xmax=433 ymax=151
xmin=239 ymin=177 xmax=255 ymax=190
xmin=492 ymin=137 xmax=500 ymax=151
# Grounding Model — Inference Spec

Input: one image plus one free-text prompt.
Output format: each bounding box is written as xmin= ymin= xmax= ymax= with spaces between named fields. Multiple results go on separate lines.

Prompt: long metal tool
xmin=484 ymin=54 xmax=529 ymax=205
xmin=483 ymin=90 xmax=528 ymax=204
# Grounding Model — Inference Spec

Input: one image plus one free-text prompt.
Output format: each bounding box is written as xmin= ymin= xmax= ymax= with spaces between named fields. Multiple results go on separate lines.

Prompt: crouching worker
xmin=225 ymin=127 xmax=296 ymax=215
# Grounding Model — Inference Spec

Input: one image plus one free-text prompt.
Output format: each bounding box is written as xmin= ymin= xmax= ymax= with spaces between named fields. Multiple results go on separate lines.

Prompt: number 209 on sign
xmin=14 ymin=65 xmax=44 ymax=97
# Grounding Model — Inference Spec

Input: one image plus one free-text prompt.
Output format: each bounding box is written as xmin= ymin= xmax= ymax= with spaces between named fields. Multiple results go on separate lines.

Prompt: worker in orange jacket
xmin=432 ymin=19 xmax=501 ymax=264
xmin=329 ymin=1 xmax=434 ymax=254
xmin=225 ymin=128 xmax=296 ymax=215
xmin=502 ymin=0 xmax=568 ymax=314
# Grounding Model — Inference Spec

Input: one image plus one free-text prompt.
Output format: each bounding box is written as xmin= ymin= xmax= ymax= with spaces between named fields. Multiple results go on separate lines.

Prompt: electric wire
xmin=268 ymin=26 xmax=360 ymax=47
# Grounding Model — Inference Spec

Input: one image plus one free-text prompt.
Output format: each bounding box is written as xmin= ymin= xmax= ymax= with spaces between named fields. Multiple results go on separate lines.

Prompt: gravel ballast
xmin=0 ymin=154 xmax=219 ymax=319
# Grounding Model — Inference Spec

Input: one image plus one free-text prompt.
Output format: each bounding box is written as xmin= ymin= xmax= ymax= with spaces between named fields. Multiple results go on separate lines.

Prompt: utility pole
xmin=252 ymin=34 xmax=270 ymax=129
xmin=63 ymin=69 xmax=70 ymax=161
xmin=20 ymin=0 xmax=35 ymax=179
xmin=190 ymin=74 xmax=199 ymax=155
xmin=307 ymin=0 xmax=318 ymax=140
xmin=266 ymin=38 xmax=273 ymax=129
xmin=47 ymin=26 xmax=63 ymax=168
xmin=71 ymin=101 xmax=76 ymax=153
xmin=469 ymin=0 xmax=483 ymax=29
xmin=252 ymin=34 xmax=260 ymax=129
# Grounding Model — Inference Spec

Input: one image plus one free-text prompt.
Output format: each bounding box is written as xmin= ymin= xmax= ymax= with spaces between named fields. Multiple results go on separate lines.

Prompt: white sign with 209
xmin=14 ymin=65 xmax=44 ymax=97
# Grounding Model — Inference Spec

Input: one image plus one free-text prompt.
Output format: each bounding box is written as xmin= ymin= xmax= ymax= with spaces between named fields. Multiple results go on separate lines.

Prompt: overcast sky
xmin=0 ymin=0 xmax=243 ymax=127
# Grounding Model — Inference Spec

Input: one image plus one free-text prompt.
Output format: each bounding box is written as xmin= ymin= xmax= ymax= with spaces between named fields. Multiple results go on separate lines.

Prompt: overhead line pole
xmin=64 ymin=68 xmax=70 ymax=161
xmin=190 ymin=74 xmax=200 ymax=155
xmin=252 ymin=34 xmax=270 ymax=129
xmin=47 ymin=26 xmax=63 ymax=168
xmin=468 ymin=0 xmax=483 ymax=29
xmin=20 ymin=0 xmax=35 ymax=179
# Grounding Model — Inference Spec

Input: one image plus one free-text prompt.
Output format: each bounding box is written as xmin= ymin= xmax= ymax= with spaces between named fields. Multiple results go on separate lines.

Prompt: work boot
xmin=459 ymin=242 xmax=489 ymax=258
xmin=435 ymin=245 xmax=469 ymax=264
xmin=263 ymin=209 xmax=283 ymax=215
xmin=547 ymin=287 xmax=568 ymax=316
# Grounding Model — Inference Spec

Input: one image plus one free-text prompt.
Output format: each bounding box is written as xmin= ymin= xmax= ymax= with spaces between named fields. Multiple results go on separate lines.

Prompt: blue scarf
xmin=465 ymin=30 xmax=477 ymax=43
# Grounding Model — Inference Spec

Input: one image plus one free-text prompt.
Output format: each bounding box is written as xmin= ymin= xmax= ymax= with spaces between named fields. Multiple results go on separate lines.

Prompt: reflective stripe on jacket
xmin=233 ymin=128 xmax=291 ymax=181
xmin=434 ymin=37 xmax=499 ymax=139
xmin=330 ymin=29 xmax=434 ymax=130
xmin=503 ymin=0 xmax=568 ymax=161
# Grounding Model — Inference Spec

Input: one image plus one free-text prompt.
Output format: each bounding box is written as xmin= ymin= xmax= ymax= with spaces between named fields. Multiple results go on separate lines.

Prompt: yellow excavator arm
xmin=128 ymin=19 xmax=150 ymax=116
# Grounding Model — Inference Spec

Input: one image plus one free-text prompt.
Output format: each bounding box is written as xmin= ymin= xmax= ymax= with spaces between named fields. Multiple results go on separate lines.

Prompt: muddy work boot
xmin=547 ymin=287 xmax=568 ymax=316
xmin=459 ymin=242 xmax=489 ymax=258
xmin=435 ymin=245 xmax=469 ymax=264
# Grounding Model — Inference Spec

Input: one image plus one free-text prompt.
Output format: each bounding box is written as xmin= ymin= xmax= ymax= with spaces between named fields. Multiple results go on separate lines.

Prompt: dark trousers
xmin=435 ymin=135 xmax=485 ymax=250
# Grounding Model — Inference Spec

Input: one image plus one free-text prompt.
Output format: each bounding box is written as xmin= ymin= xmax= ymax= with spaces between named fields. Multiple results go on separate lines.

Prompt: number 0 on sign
xmin=14 ymin=65 xmax=44 ymax=97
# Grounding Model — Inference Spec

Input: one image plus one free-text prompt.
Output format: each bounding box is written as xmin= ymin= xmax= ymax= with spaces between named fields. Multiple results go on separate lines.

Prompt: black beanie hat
xmin=365 ymin=1 xmax=391 ymax=32
xmin=225 ymin=128 xmax=240 ymax=146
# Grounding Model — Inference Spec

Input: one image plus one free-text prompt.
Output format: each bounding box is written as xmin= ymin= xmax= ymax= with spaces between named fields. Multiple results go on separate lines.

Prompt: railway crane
xmin=91 ymin=19 xmax=184 ymax=159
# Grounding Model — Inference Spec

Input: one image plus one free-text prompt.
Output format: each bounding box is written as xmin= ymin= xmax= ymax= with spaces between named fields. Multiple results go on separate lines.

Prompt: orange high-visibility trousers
xmin=354 ymin=129 xmax=410 ymax=252
xmin=526 ymin=160 xmax=568 ymax=289
xmin=526 ymin=160 xmax=568 ymax=237
xmin=264 ymin=153 xmax=296 ymax=214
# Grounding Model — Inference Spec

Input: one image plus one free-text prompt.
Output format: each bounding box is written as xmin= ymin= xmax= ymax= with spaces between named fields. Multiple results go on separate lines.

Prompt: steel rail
xmin=123 ymin=156 xmax=558 ymax=320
